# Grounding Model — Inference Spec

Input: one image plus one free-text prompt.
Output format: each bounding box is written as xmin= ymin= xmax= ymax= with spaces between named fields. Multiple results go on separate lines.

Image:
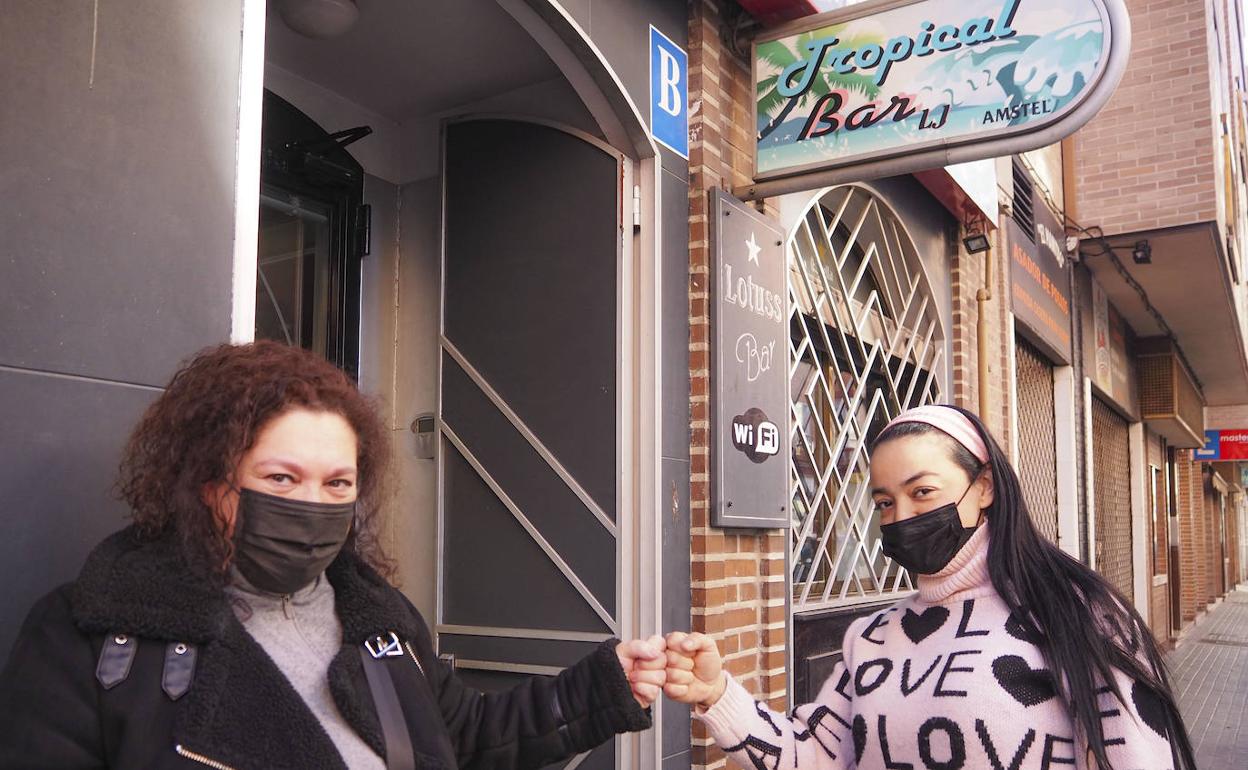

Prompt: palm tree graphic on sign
xmin=756 ymin=29 xmax=885 ymax=142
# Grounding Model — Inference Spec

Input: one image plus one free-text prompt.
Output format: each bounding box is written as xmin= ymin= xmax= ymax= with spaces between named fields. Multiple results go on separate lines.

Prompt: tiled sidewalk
xmin=1166 ymin=584 xmax=1248 ymax=768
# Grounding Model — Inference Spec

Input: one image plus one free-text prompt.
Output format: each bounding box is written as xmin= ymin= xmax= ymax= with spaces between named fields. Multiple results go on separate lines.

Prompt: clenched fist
xmin=662 ymin=631 xmax=727 ymax=709
xmin=615 ymin=636 xmax=668 ymax=708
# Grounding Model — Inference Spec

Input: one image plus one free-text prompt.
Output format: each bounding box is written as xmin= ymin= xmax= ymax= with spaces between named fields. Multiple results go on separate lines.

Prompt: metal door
xmin=438 ymin=118 xmax=622 ymax=770
xmin=1014 ymin=337 xmax=1059 ymax=543
xmin=1091 ymin=396 xmax=1133 ymax=601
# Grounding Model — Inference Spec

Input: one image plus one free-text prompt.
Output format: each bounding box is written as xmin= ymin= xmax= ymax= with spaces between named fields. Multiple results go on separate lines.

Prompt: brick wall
xmin=1072 ymin=0 xmax=1218 ymax=235
xmin=1206 ymin=404 xmax=1248 ymax=427
xmin=688 ymin=3 xmax=788 ymax=768
xmin=951 ymin=225 xmax=1013 ymax=442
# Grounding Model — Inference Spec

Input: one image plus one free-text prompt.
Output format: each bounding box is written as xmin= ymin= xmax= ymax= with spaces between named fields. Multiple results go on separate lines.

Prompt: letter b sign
xmin=650 ymin=26 xmax=688 ymax=158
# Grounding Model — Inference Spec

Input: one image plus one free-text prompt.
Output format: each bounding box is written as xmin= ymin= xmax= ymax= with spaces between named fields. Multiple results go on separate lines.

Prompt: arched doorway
xmin=259 ymin=2 xmax=673 ymax=767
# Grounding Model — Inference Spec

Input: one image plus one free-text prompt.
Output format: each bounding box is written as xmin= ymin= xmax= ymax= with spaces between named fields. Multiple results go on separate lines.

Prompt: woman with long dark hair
xmin=663 ymin=404 xmax=1196 ymax=769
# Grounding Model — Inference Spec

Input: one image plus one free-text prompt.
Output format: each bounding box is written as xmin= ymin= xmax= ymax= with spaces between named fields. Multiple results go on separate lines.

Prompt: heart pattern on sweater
xmin=901 ymin=605 xmax=950 ymax=644
xmin=1131 ymin=679 xmax=1169 ymax=737
xmin=991 ymin=655 xmax=1058 ymax=707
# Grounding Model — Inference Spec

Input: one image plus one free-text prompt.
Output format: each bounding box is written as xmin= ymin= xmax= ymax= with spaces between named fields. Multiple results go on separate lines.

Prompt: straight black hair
xmin=873 ymin=405 xmax=1196 ymax=770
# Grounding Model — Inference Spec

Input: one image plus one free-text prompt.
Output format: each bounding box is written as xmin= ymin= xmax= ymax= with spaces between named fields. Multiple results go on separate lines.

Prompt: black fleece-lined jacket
xmin=0 ymin=527 xmax=649 ymax=769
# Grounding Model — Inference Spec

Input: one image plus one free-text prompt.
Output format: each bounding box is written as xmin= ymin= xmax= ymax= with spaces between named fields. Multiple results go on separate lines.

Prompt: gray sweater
xmin=225 ymin=571 xmax=386 ymax=769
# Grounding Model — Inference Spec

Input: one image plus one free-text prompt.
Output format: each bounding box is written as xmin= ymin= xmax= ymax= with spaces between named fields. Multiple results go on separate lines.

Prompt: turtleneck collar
xmin=224 ymin=567 xmax=330 ymax=612
xmin=916 ymin=522 xmax=994 ymax=604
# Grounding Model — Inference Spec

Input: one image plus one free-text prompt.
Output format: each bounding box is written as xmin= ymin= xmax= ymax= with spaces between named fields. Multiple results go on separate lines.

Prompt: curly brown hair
xmin=118 ymin=341 xmax=394 ymax=578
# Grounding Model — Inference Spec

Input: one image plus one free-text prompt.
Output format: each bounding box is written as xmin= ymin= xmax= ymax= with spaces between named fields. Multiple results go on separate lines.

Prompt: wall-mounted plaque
xmin=710 ymin=189 xmax=790 ymax=528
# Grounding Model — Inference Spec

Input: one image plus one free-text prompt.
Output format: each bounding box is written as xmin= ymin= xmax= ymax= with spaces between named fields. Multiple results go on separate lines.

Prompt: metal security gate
xmin=1092 ymin=396 xmax=1133 ymax=601
xmin=438 ymin=118 xmax=622 ymax=770
xmin=1015 ymin=337 xmax=1059 ymax=543
xmin=787 ymin=185 xmax=947 ymax=700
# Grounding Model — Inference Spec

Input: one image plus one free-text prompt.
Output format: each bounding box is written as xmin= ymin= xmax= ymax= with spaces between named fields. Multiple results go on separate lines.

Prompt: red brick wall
xmin=1072 ymin=0 xmax=1218 ymax=234
xmin=688 ymin=3 xmax=788 ymax=768
xmin=951 ymin=223 xmax=1013 ymax=442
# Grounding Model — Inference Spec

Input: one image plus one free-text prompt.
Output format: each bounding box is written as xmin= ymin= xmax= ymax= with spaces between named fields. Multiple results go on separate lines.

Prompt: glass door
xmin=256 ymin=188 xmax=332 ymax=355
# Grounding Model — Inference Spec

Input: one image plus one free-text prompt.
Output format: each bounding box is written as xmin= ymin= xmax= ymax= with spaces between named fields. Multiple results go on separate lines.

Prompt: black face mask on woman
xmin=232 ymin=487 xmax=355 ymax=595
xmin=880 ymin=477 xmax=982 ymax=575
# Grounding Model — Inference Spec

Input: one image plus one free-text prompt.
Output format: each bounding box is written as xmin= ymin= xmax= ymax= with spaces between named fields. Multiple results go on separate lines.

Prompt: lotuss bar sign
xmin=710 ymin=189 xmax=789 ymax=528
xmin=752 ymin=0 xmax=1130 ymax=185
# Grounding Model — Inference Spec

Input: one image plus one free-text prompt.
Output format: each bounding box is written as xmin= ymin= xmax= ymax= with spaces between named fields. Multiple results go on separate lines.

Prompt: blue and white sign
xmin=1195 ymin=430 xmax=1221 ymax=460
xmin=650 ymin=25 xmax=689 ymax=159
xmin=1196 ymin=429 xmax=1248 ymax=461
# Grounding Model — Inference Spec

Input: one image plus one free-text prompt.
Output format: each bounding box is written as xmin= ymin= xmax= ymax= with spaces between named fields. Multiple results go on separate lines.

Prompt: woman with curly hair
xmin=0 ymin=341 xmax=665 ymax=770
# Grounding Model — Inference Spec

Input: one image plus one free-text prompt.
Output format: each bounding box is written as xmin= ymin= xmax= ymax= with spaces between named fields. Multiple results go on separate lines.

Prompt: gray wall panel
xmin=1 ymin=0 xmax=242 ymax=386
xmin=659 ymin=456 xmax=691 ymax=760
xmin=661 ymin=169 xmax=691 ymax=462
xmin=358 ymin=174 xmax=401 ymax=398
xmin=0 ymin=369 xmax=159 ymax=660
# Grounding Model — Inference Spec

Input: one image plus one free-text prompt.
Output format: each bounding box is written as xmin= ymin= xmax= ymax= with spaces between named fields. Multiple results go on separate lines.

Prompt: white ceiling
xmin=264 ymin=0 xmax=561 ymax=123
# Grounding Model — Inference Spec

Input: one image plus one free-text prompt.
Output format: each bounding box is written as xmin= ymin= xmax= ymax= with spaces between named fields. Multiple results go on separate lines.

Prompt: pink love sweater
xmin=697 ymin=525 xmax=1175 ymax=770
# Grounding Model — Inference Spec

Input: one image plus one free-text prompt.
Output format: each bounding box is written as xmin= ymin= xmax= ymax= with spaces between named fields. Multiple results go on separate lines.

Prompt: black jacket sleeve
xmin=0 ymin=586 xmax=106 ymax=769
xmin=403 ymin=600 xmax=651 ymax=769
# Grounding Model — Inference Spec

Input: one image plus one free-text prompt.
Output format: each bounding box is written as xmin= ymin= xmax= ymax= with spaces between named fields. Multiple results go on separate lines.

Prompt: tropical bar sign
xmin=751 ymin=0 xmax=1129 ymax=186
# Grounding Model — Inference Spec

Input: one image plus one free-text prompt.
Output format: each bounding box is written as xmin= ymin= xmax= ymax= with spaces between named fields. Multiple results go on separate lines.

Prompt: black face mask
xmin=232 ymin=487 xmax=355 ymax=595
xmin=880 ymin=478 xmax=982 ymax=575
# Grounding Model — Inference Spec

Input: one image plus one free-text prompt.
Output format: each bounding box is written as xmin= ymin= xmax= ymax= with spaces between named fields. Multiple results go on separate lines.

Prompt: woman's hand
xmin=615 ymin=636 xmax=668 ymax=708
xmin=662 ymin=631 xmax=727 ymax=709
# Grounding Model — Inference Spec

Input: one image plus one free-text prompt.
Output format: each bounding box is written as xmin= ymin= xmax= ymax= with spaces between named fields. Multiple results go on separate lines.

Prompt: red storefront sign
xmin=1196 ymin=429 xmax=1248 ymax=461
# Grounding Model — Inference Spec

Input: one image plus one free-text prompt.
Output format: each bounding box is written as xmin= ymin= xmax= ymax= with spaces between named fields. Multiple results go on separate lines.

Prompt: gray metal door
xmin=438 ymin=118 xmax=622 ymax=770
xmin=1015 ymin=336 xmax=1059 ymax=543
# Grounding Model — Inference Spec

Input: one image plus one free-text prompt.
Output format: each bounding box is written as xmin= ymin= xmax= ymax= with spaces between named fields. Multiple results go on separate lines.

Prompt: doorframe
xmin=434 ymin=109 xmax=663 ymax=769
xmin=230 ymin=0 xmax=268 ymax=344
xmin=1129 ymin=421 xmax=1149 ymax=618
xmin=1167 ymin=447 xmax=1182 ymax=633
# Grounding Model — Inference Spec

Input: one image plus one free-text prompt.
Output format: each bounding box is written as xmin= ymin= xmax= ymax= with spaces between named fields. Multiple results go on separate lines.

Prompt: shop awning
xmin=1080 ymin=221 xmax=1248 ymax=406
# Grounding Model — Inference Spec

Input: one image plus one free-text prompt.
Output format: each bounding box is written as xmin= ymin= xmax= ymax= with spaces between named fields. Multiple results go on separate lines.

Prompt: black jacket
xmin=0 ymin=527 xmax=649 ymax=769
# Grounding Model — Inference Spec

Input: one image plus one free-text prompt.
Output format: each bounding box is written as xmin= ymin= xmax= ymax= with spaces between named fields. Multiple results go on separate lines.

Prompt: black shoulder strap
xmin=360 ymin=634 xmax=416 ymax=770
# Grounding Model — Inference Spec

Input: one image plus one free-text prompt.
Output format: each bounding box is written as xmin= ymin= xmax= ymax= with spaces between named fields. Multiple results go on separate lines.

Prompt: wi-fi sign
xmin=731 ymin=407 xmax=780 ymax=464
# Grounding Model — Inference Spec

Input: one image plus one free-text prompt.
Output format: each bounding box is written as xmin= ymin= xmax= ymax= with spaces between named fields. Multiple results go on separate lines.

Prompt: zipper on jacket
xmin=404 ymin=640 xmax=426 ymax=677
xmin=281 ymin=593 xmax=291 ymax=619
xmin=175 ymin=744 xmax=237 ymax=770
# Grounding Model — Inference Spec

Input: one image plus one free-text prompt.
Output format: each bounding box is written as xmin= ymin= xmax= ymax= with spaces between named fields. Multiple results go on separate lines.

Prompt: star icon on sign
xmin=746 ymin=232 xmax=761 ymax=265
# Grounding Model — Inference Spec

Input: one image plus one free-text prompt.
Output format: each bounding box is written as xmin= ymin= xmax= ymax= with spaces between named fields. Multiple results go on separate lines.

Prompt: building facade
xmin=4 ymin=1 xmax=1248 ymax=769
xmin=684 ymin=0 xmax=1248 ymax=768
